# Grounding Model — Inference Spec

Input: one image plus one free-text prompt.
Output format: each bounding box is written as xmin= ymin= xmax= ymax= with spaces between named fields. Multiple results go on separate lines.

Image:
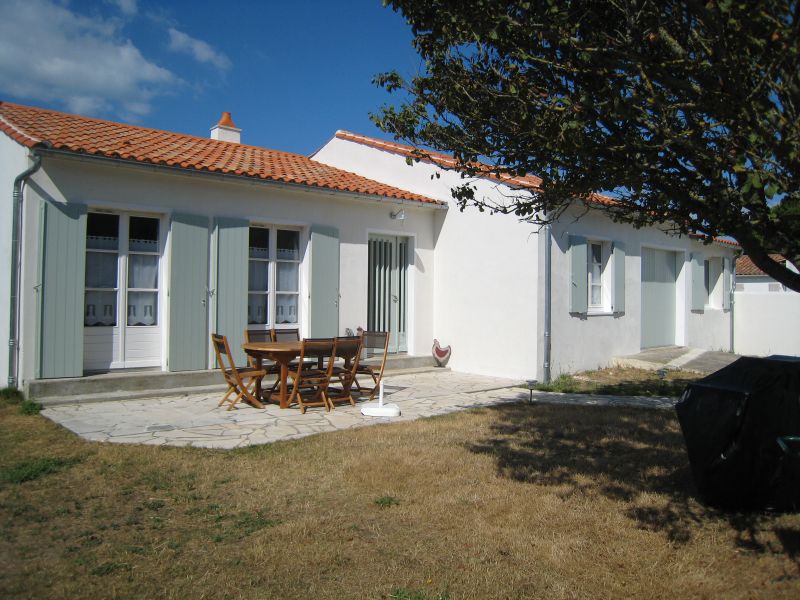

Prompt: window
xmin=85 ymin=213 xmax=119 ymax=326
xmin=705 ymin=257 xmax=722 ymax=308
xmin=247 ymin=226 xmax=301 ymax=328
xmin=588 ymin=242 xmax=603 ymax=308
xmin=84 ymin=213 xmax=160 ymax=327
xmin=569 ymin=236 xmax=623 ymax=315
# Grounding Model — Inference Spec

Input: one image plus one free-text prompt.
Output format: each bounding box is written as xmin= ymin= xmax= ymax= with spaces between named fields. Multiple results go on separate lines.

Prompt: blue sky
xmin=0 ymin=0 xmax=421 ymax=154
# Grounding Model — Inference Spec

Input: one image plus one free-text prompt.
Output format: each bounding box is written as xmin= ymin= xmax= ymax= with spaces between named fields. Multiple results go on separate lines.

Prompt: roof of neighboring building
xmin=688 ymin=233 xmax=740 ymax=248
xmin=736 ymin=254 xmax=787 ymax=276
xmin=333 ymin=130 xmax=545 ymax=189
xmin=0 ymin=101 xmax=443 ymax=206
xmin=332 ymin=130 xmax=620 ymax=207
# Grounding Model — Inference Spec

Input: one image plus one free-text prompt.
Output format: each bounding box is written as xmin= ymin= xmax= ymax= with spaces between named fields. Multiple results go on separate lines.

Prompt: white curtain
xmin=85 ymin=252 xmax=117 ymax=288
xmin=85 ymin=290 xmax=117 ymax=326
xmin=248 ymin=294 xmax=268 ymax=324
xmin=127 ymin=291 xmax=157 ymax=326
xmin=128 ymin=254 xmax=158 ymax=288
xmin=276 ymin=294 xmax=297 ymax=324
xmin=276 ymin=262 xmax=298 ymax=291
xmin=248 ymin=260 xmax=268 ymax=291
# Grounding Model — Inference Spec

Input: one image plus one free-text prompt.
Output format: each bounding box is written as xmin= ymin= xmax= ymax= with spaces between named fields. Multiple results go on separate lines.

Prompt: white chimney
xmin=210 ymin=111 xmax=241 ymax=143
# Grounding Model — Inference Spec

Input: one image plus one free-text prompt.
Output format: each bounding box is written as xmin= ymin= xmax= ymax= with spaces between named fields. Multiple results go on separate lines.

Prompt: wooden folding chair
xmin=243 ymin=328 xmax=281 ymax=397
xmin=354 ymin=331 xmax=389 ymax=401
xmin=272 ymin=328 xmax=300 ymax=342
xmin=287 ymin=338 xmax=337 ymax=413
xmin=327 ymin=336 xmax=362 ymax=407
xmin=211 ymin=333 xmax=266 ymax=411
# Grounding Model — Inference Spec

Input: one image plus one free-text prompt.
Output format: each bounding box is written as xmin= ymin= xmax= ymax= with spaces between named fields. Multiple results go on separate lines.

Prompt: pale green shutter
xmin=569 ymin=235 xmax=588 ymax=314
xmin=168 ymin=213 xmax=210 ymax=371
xmin=722 ymin=257 xmax=732 ymax=310
xmin=40 ymin=202 xmax=86 ymax=378
xmin=309 ymin=225 xmax=339 ymax=337
xmin=613 ymin=241 xmax=626 ymax=313
xmin=690 ymin=253 xmax=705 ymax=311
xmin=215 ymin=217 xmax=248 ymax=365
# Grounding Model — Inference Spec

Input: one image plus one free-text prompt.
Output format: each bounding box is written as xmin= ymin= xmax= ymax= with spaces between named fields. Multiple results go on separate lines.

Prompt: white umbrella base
xmin=360 ymin=402 xmax=401 ymax=417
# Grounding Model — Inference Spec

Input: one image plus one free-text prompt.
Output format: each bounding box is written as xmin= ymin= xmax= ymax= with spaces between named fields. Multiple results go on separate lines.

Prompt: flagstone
xmin=39 ymin=370 xmax=676 ymax=449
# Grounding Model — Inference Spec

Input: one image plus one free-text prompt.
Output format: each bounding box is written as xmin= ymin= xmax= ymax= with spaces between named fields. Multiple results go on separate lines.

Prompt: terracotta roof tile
xmin=736 ymin=254 xmax=786 ymax=276
xmin=0 ymin=101 xmax=442 ymax=206
xmin=334 ymin=130 xmax=625 ymax=208
xmin=688 ymin=233 xmax=740 ymax=248
xmin=334 ymin=130 xmax=544 ymax=189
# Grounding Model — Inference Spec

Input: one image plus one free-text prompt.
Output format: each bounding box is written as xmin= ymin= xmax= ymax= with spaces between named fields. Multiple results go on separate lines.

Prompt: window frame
xmin=588 ymin=241 xmax=603 ymax=309
xmin=704 ymin=257 xmax=723 ymax=309
xmin=586 ymin=239 xmax=612 ymax=314
xmin=247 ymin=224 xmax=302 ymax=330
xmin=84 ymin=211 xmax=161 ymax=328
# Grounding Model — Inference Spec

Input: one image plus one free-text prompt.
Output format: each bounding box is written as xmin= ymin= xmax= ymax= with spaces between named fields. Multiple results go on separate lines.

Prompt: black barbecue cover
xmin=675 ymin=355 xmax=800 ymax=510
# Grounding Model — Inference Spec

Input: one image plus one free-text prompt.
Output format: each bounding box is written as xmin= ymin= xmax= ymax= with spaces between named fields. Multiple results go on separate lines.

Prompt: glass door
xmin=84 ymin=212 xmax=162 ymax=371
xmin=367 ymin=235 xmax=408 ymax=353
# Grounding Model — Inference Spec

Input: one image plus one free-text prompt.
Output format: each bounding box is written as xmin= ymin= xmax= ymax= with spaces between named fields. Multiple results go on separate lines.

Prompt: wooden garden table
xmin=242 ymin=341 xmax=301 ymax=409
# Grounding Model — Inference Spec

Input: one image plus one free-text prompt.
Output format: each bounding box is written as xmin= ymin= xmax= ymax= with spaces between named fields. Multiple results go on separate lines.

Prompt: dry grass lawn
xmin=536 ymin=367 xmax=704 ymax=397
xmin=1 ymin=394 xmax=799 ymax=599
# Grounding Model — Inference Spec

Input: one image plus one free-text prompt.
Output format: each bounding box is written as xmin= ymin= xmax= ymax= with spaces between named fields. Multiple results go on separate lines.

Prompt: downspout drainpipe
xmin=8 ymin=151 xmax=42 ymax=388
xmin=543 ymin=221 xmax=552 ymax=384
xmin=730 ymin=257 xmax=736 ymax=354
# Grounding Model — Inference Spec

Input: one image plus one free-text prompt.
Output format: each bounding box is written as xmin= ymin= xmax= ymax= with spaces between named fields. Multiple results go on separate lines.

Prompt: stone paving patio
xmin=42 ymin=370 xmax=680 ymax=449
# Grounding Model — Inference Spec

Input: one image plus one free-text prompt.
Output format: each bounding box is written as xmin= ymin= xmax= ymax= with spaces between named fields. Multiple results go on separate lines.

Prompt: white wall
xmin=314 ymin=136 xmax=540 ymax=380
xmin=0 ymin=135 xmax=34 ymax=386
xmin=16 ymin=154 xmax=440 ymax=383
xmin=734 ymin=276 xmax=800 ymax=357
xmin=313 ymin=136 xmax=738 ymax=379
xmin=548 ymin=209 xmax=734 ymax=374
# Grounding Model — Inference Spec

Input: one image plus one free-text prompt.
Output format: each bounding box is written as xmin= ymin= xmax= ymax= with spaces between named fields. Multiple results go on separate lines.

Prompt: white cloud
xmin=0 ymin=0 xmax=175 ymax=119
xmin=109 ymin=0 xmax=138 ymax=17
xmin=168 ymin=27 xmax=231 ymax=70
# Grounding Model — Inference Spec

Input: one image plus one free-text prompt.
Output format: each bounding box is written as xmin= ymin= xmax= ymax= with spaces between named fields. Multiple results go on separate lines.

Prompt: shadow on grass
xmin=468 ymin=402 xmax=800 ymax=560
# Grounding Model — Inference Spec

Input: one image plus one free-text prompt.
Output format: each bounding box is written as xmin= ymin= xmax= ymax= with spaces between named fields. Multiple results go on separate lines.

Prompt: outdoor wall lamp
xmin=390 ymin=208 xmax=406 ymax=220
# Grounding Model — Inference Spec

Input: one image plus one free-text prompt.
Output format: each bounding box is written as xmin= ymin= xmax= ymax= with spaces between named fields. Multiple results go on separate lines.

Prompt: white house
xmin=0 ymin=102 xmax=445 ymax=388
xmin=1 ymin=101 xmax=737 ymax=390
xmin=312 ymin=131 xmax=738 ymax=378
xmin=733 ymin=254 xmax=800 ymax=357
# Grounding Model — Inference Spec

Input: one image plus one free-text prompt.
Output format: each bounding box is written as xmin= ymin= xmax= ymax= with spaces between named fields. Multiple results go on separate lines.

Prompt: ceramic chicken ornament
xmin=432 ymin=339 xmax=451 ymax=367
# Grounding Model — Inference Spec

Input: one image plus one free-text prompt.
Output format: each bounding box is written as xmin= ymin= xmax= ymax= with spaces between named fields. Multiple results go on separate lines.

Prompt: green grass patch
xmin=533 ymin=367 xmax=701 ymax=397
xmin=374 ymin=495 xmax=400 ymax=508
xmin=19 ymin=400 xmax=42 ymax=416
xmin=0 ymin=456 xmax=81 ymax=484
xmin=233 ymin=510 xmax=278 ymax=535
xmin=0 ymin=386 xmax=25 ymax=404
xmin=391 ymin=588 xmax=450 ymax=600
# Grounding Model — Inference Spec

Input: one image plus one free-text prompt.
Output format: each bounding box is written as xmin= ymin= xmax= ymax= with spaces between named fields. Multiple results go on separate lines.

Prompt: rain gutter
xmin=35 ymin=148 xmax=449 ymax=211
xmin=8 ymin=151 xmax=42 ymax=388
xmin=542 ymin=221 xmax=552 ymax=383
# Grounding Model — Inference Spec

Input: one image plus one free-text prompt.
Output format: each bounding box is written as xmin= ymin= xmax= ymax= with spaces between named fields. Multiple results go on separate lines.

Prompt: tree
xmin=373 ymin=0 xmax=800 ymax=291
